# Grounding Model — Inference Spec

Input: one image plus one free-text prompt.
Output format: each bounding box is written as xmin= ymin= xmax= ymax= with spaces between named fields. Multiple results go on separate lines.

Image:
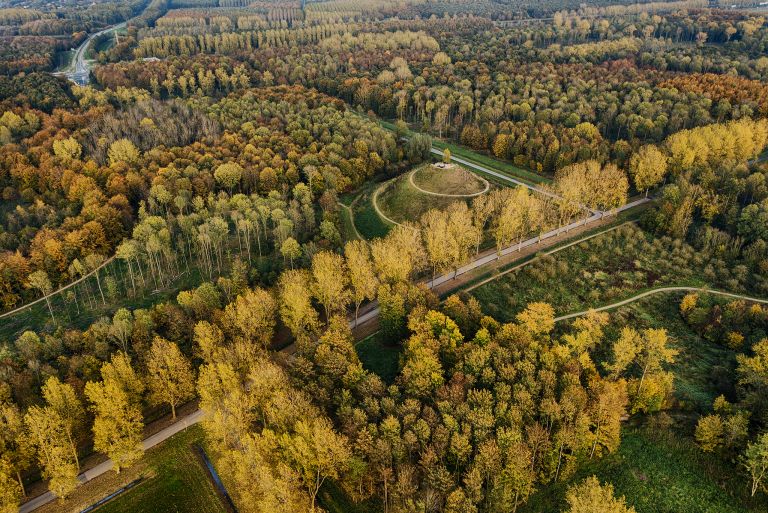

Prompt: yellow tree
xmin=282 ymin=417 xmax=351 ymax=512
xmin=147 ymin=337 xmax=196 ymax=419
xmin=0 ymin=401 xmax=33 ymax=496
xmin=85 ymin=377 xmax=144 ymax=474
xmin=371 ymin=224 xmax=425 ymax=284
xmin=85 ymin=355 xmax=145 ymax=473
xmin=516 ymin=302 xmax=555 ymax=337
xmin=101 ymin=352 xmax=145 ymax=405
xmin=421 ymin=209 xmax=452 ymax=279
xmin=564 ymin=476 xmax=636 ymax=513
xmin=23 ymin=407 xmax=79 ymax=498
xmin=0 ymin=459 xmax=23 ymax=513
xmin=41 ymin=377 xmax=84 ymax=472
xmin=311 ymin=251 xmax=351 ymax=320
xmin=629 ymin=144 xmax=667 ymax=196
xmin=222 ymin=287 xmax=277 ymax=349
xmin=279 ymin=269 xmax=320 ymax=341
xmin=446 ymin=202 xmax=477 ymax=277
xmin=344 ymin=241 xmax=378 ymax=326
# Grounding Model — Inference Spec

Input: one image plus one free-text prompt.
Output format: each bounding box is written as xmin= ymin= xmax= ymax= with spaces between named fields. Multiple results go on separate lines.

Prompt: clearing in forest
xmin=375 ymin=163 xmax=493 ymax=225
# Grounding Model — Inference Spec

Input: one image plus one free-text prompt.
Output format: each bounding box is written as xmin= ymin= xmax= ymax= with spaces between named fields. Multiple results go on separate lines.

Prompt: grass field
xmin=338 ymin=203 xmax=362 ymax=242
xmin=377 ymin=164 xmax=491 ymax=224
xmin=520 ymin=423 xmax=767 ymax=513
xmin=36 ymin=425 xmax=225 ymax=513
xmin=95 ymin=426 xmax=225 ymax=513
xmin=469 ymin=224 xmax=723 ymax=324
xmin=356 ymin=333 xmax=401 ymax=384
xmin=349 ymin=183 xmax=394 ymax=239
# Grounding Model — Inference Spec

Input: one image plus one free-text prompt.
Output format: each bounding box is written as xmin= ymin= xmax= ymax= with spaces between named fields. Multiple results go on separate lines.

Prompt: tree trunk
xmin=45 ymin=296 xmax=56 ymax=324
xmin=94 ymin=272 xmax=106 ymax=305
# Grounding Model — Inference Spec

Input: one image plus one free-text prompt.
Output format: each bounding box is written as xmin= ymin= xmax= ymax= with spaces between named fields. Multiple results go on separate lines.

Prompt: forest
xmin=1 ymin=0 xmax=768 ymax=513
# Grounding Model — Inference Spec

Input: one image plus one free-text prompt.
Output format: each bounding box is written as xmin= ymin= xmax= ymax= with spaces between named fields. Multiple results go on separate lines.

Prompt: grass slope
xmin=350 ymin=184 xmax=393 ymax=239
xmin=93 ymin=426 xmax=225 ymax=513
xmin=411 ymin=164 xmax=487 ymax=195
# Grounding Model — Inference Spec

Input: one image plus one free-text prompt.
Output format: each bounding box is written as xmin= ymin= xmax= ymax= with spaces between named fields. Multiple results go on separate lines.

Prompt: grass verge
xmin=37 ymin=425 xmax=225 ymax=513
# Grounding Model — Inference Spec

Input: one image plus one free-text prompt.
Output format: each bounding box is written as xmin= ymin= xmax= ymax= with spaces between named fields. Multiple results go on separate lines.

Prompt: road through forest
xmin=18 ymin=185 xmax=648 ymax=513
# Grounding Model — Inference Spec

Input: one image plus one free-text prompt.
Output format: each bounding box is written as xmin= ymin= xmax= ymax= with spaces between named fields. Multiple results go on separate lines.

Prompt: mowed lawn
xmin=377 ymin=165 xmax=490 ymax=224
xmin=94 ymin=425 xmax=225 ymax=513
xmin=410 ymin=164 xmax=487 ymax=195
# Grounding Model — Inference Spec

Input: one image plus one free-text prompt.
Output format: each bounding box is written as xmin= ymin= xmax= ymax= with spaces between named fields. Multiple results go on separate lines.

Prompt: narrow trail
xmin=371 ymin=179 xmax=402 ymax=227
xmin=0 ymin=255 xmax=117 ymax=321
xmin=554 ymin=287 xmax=768 ymax=322
xmin=337 ymin=202 xmax=364 ymax=241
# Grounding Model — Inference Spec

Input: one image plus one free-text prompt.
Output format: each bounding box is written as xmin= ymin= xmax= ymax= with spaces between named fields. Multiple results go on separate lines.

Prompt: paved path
xmin=554 ymin=287 xmax=768 ymax=323
xmin=19 ymin=410 xmax=205 ymax=513
xmin=54 ymin=22 xmax=126 ymax=85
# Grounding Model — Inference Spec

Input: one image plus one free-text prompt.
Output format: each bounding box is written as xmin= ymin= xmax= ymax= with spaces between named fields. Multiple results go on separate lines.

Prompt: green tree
xmin=743 ymin=432 xmax=768 ymax=497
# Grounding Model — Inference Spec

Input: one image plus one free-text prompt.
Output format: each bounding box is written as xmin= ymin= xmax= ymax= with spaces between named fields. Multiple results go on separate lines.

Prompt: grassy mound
xmin=411 ymin=164 xmax=487 ymax=196
xmin=377 ymin=165 xmax=491 ymax=224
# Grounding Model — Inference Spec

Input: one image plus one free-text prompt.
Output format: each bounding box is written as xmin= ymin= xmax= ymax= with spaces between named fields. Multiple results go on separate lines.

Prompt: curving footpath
xmin=554 ymin=287 xmax=768 ymax=323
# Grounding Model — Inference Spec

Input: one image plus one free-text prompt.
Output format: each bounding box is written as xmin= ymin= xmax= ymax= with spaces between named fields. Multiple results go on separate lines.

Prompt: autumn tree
xmin=0 ymin=459 xmax=22 ymax=513
xmin=214 ymin=162 xmax=244 ymax=193
xmin=743 ymin=432 xmax=768 ymax=497
xmin=564 ymin=476 xmax=636 ymax=513
xmin=24 ymin=406 xmax=79 ymax=498
xmin=279 ymin=270 xmax=320 ymax=342
xmin=147 ymin=336 xmax=195 ymax=419
xmin=311 ymin=251 xmax=350 ymax=320
xmin=629 ymin=145 xmax=667 ymax=196
xmin=41 ymin=377 xmax=84 ymax=471
xmin=344 ymin=241 xmax=378 ymax=326
xmin=0 ymin=401 xmax=33 ymax=497
xmin=282 ymin=417 xmax=351 ymax=511
xmin=222 ymin=287 xmax=277 ymax=350
xmin=85 ymin=354 xmax=145 ymax=473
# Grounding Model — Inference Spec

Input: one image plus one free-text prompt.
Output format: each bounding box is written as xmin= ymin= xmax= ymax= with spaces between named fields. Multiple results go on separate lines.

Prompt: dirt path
xmin=0 ymin=255 xmax=117 ymax=321
xmin=553 ymin=287 xmax=768 ymax=323
xmin=371 ymin=179 xmax=402 ymax=227
xmin=337 ymin=202 xmax=364 ymax=241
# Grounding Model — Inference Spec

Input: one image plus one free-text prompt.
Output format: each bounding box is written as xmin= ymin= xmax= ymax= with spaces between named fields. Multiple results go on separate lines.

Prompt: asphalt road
xmin=55 ymin=22 xmax=126 ymax=85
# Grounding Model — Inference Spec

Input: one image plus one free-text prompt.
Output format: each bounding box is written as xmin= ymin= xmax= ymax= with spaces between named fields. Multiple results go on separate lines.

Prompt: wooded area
xmin=2 ymin=0 xmax=768 ymax=512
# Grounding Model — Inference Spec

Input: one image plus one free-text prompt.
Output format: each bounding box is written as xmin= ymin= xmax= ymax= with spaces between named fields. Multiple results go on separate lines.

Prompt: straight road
xmin=20 ymin=409 xmax=205 ymax=513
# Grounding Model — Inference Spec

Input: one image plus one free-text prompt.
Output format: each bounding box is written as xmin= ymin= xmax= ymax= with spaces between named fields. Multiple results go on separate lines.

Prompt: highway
xmin=54 ymin=22 xmax=126 ymax=85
